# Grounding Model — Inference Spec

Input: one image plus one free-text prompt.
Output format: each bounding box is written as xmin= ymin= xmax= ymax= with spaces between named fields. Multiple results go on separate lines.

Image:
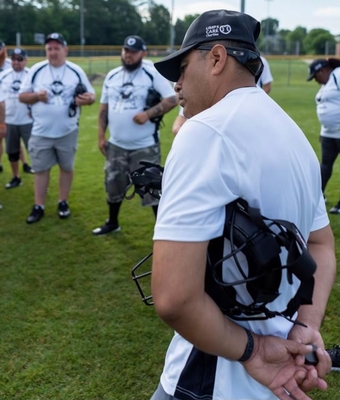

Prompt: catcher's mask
xmin=128 ymin=164 xmax=316 ymax=326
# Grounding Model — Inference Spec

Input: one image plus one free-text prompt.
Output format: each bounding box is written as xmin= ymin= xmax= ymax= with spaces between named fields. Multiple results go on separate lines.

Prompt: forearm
xmin=98 ymin=104 xmax=108 ymax=140
xmin=297 ymin=225 xmax=336 ymax=329
xmin=0 ymin=101 xmax=5 ymax=123
xmin=145 ymin=95 xmax=177 ymax=120
xmin=19 ymin=92 xmax=40 ymax=105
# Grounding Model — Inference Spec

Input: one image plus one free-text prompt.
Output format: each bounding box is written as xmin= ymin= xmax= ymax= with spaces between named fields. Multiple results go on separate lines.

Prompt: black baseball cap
xmin=0 ymin=40 xmax=5 ymax=49
xmin=155 ymin=9 xmax=261 ymax=82
xmin=45 ymin=33 xmax=67 ymax=46
xmin=123 ymin=35 xmax=147 ymax=52
xmin=11 ymin=47 xmax=27 ymax=58
xmin=306 ymin=59 xmax=329 ymax=81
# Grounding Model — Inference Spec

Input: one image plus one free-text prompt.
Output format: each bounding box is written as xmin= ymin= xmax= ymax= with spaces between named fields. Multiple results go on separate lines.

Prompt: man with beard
xmin=92 ymin=35 xmax=177 ymax=235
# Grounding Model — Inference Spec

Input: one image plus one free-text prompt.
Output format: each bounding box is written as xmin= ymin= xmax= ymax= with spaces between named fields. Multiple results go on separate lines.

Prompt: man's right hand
xmin=98 ymin=137 xmax=106 ymax=156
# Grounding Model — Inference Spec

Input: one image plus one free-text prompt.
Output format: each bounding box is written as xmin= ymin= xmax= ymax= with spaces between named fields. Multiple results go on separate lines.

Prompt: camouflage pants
xmin=104 ymin=141 xmax=160 ymax=206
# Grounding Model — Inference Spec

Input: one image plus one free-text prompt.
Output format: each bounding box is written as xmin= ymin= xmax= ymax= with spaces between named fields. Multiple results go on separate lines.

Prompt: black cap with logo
xmin=154 ymin=9 xmax=262 ymax=82
xmin=11 ymin=47 xmax=27 ymax=58
xmin=123 ymin=35 xmax=147 ymax=52
xmin=45 ymin=33 xmax=67 ymax=46
xmin=306 ymin=59 xmax=329 ymax=81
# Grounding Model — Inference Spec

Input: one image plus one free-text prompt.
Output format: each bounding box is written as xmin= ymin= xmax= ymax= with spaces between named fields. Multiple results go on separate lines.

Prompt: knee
xmin=8 ymin=152 xmax=20 ymax=162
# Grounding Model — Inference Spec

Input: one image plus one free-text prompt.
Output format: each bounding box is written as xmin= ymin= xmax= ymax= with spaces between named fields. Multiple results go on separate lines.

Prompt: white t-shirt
xmin=315 ymin=66 xmax=340 ymax=138
xmin=19 ymin=60 xmax=95 ymax=138
xmin=257 ymin=57 xmax=273 ymax=89
xmin=0 ymin=58 xmax=11 ymax=73
xmin=154 ymin=87 xmax=328 ymax=400
xmin=0 ymin=67 xmax=32 ymax=125
xmin=100 ymin=60 xmax=175 ymax=150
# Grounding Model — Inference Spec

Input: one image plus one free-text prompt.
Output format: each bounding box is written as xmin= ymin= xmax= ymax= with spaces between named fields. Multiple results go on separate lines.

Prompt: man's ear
xmin=209 ymin=45 xmax=227 ymax=75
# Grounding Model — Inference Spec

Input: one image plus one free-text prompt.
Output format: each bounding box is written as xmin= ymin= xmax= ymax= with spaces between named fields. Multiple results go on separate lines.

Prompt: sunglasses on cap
xmin=12 ymin=57 xmax=24 ymax=62
xmin=196 ymin=45 xmax=264 ymax=78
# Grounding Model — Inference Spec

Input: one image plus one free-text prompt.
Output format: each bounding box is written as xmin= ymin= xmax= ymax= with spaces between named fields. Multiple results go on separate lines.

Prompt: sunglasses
xmin=12 ymin=57 xmax=24 ymax=62
xmin=196 ymin=45 xmax=264 ymax=78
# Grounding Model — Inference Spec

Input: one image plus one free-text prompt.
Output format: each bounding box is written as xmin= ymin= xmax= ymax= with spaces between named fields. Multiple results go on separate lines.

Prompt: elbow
xmin=153 ymin=290 xmax=189 ymax=325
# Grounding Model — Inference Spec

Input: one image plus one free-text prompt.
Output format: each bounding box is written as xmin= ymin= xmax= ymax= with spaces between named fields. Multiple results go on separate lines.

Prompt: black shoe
xmin=92 ymin=222 xmax=121 ymax=236
xmin=329 ymin=202 xmax=340 ymax=214
xmin=5 ymin=176 xmax=22 ymax=189
xmin=327 ymin=345 xmax=340 ymax=372
xmin=26 ymin=205 xmax=44 ymax=224
xmin=0 ymin=164 xmax=3 ymax=172
xmin=23 ymin=163 xmax=34 ymax=174
xmin=58 ymin=200 xmax=71 ymax=219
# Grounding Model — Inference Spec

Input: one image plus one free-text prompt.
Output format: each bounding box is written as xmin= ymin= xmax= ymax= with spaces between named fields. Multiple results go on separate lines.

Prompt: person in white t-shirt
xmin=0 ymin=48 xmax=33 ymax=189
xmin=0 ymin=41 xmax=32 ymax=175
xmin=257 ymin=56 xmax=273 ymax=94
xmin=172 ymin=56 xmax=273 ymax=136
xmin=307 ymin=58 xmax=340 ymax=214
xmin=19 ymin=33 xmax=96 ymax=224
xmin=147 ymin=9 xmax=335 ymax=400
xmin=92 ymin=35 xmax=177 ymax=236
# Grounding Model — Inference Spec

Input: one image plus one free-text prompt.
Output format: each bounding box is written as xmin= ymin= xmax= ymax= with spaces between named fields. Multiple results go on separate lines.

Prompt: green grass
xmin=0 ymin=59 xmax=339 ymax=399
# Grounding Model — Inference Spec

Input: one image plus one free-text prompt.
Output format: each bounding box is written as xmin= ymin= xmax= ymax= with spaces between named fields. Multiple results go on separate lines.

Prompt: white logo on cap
xmin=51 ymin=33 xmax=59 ymax=39
xmin=14 ymin=48 xmax=21 ymax=54
xmin=127 ymin=38 xmax=137 ymax=46
xmin=206 ymin=24 xmax=232 ymax=37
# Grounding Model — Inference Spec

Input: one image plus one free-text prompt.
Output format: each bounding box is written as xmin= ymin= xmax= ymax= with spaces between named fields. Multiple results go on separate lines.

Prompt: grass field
xmin=0 ymin=58 xmax=339 ymax=400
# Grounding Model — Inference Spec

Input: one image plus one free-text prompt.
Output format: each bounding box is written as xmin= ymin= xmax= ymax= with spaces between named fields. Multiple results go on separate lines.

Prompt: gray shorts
xmin=105 ymin=141 xmax=160 ymax=206
xmin=150 ymin=383 xmax=180 ymax=400
xmin=28 ymin=130 xmax=78 ymax=172
xmin=6 ymin=123 xmax=33 ymax=154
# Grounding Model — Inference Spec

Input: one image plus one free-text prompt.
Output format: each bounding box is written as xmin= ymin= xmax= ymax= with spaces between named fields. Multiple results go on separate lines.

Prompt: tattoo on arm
xmin=99 ymin=107 xmax=108 ymax=131
xmin=147 ymin=96 xmax=178 ymax=118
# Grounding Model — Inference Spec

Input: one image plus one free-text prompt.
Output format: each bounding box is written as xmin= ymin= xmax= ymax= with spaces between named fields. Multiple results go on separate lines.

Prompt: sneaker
xmin=92 ymin=222 xmax=121 ymax=236
xmin=327 ymin=345 xmax=340 ymax=372
xmin=23 ymin=163 xmax=34 ymax=174
xmin=329 ymin=202 xmax=340 ymax=214
xmin=58 ymin=200 xmax=71 ymax=219
xmin=26 ymin=205 xmax=44 ymax=224
xmin=5 ymin=176 xmax=22 ymax=189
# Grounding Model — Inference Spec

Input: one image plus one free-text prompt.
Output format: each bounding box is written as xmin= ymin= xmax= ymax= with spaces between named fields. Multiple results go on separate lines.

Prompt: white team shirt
xmin=315 ymin=66 xmax=340 ymax=138
xmin=0 ymin=58 xmax=11 ymax=73
xmin=19 ymin=60 xmax=95 ymax=138
xmin=0 ymin=67 xmax=32 ymax=125
xmin=100 ymin=60 xmax=175 ymax=150
xmin=257 ymin=56 xmax=273 ymax=89
xmin=154 ymin=87 xmax=329 ymax=400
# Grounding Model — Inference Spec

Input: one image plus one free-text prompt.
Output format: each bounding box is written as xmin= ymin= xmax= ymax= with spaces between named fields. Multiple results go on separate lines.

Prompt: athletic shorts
xmin=5 ymin=123 xmax=33 ymax=154
xmin=150 ymin=383 xmax=180 ymax=400
xmin=28 ymin=129 xmax=78 ymax=173
xmin=104 ymin=141 xmax=160 ymax=206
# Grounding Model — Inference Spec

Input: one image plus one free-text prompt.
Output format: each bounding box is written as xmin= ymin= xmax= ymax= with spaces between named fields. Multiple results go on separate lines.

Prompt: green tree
xmin=286 ymin=26 xmax=307 ymax=55
xmin=142 ymin=2 xmax=171 ymax=45
xmin=174 ymin=14 xmax=198 ymax=45
xmin=304 ymin=28 xmax=336 ymax=55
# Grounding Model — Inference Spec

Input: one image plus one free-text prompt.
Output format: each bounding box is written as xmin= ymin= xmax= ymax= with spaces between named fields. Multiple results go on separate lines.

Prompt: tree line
xmin=0 ymin=0 xmax=337 ymax=55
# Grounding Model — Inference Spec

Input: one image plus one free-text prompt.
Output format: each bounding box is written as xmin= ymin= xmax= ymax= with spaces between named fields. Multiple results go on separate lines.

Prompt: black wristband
xmin=238 ymin=328 xmax=254 ymax=362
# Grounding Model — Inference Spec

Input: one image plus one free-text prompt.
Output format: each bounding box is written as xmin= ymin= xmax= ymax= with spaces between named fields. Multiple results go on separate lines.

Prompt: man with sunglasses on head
xmin=19 ymin=33 xmax=95 ymax=224
xmin=148 ymin=9 xmax=335 ymax=400
xmin=0 ymin=48 xmax=33 ymax=189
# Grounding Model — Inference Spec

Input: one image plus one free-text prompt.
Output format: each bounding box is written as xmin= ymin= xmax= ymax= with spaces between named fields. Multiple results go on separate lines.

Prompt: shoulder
xmin=29 ymin=60 xmax=49 ymax=73
xmin=0 ymin=68 xmax=12 ymax=80
xmin=105 ymin=66 xmax=123 ymax=81
xmin=65 ymin=60 xmax=86 ymax=75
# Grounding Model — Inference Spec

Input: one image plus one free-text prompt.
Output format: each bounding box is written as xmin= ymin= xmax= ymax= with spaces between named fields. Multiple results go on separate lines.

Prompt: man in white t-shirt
xmin=172 ymin=56 xmax=273 ymax=136
xmin=0 ymin=48 xmax=33 ymax=189
xmin=147 ymin=9 xmax=335 ymax=400
xmin=92 ymin=35 xmax=177 ymax=235
xmin=19 ymin=33 xmax=96 ymax=224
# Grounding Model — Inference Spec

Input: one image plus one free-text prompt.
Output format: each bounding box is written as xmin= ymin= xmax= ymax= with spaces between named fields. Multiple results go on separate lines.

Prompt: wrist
xmin=238 ymin=328 xmax=254 ymax=362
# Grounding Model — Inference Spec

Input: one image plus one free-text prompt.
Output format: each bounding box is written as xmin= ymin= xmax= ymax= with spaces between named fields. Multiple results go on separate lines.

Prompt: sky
xmin=156 ymin=0 xmax=340 ymax=35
